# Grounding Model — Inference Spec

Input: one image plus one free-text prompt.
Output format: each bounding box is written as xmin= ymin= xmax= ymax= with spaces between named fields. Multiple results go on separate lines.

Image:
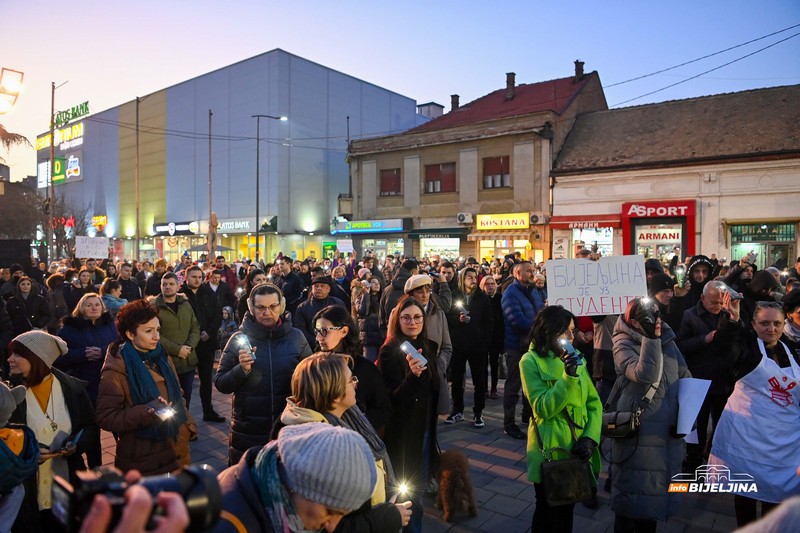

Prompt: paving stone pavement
xmin=100 ymin=369 xmax=740 ymax=532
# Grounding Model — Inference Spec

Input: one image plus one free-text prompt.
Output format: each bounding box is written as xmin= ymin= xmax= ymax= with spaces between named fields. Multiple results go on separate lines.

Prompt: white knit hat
xmin=404 ymin=274 xmax=432 ymax=294
xmin=277 ymin=424 xmax=377 ymax=512
xmin=13 ymin=330 xmax=68 ymax=368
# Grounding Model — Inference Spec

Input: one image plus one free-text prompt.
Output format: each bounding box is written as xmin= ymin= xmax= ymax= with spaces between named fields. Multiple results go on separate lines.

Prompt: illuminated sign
xmin=38 ymin=152 xmax=83 ymax=187
xmin=36 ymin=122 xmax=84 ymax=152
xmin=475 ymin=213 xmax=530 ymax=230
xmin=92 ymin=215 xmax=108 ymax=231
xmin=153 ymin=221 xmax=199 ymax=236
xmin=54 ymin=101 xmax=89 ymax=128
xmin=331 ymin=218 xmax=405 ymax=235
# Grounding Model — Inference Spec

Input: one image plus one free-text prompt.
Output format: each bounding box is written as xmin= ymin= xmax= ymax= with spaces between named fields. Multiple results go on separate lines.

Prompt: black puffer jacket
xmin=357 ymin=291 xmax=383 ymax=347
xmin=214 ymin=313 xmax=312 ymax=465
xmin=6 ymin=290 xmax=50 ymax=336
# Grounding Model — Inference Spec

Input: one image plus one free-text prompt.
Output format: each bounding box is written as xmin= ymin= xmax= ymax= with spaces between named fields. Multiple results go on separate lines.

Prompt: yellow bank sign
xmin=36 ymin=122 xmax=84 ymax=151
xmin=476 ymin=212 xmax=530 ymax=230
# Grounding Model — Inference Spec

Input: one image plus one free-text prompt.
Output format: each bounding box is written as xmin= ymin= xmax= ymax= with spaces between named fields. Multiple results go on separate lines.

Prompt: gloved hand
xmin=634 ymin=298 xmax=661 ymax=338
xmin=561 ymin=351 xmax=581 ymax=377
xmin=571 ymin=437 xmax=597 ymax=460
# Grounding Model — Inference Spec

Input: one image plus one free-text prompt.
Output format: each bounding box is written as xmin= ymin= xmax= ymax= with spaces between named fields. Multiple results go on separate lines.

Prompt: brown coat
xmin=95 ymin=343 xmax=196 ymax=475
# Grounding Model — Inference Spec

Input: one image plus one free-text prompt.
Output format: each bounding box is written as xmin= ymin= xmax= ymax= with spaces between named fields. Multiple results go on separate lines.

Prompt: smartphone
xmin=238 ymin=335 xmax=256 ymax=361
xmin=146 ymin=399 xmax=177 ymax=421
xmin=559 ymin=339 xmax=583 ymax=365
xmin=400 ymin=341 xmax=428 ymax=366
xmin=674 ymin=266 xmax=686 ymax=289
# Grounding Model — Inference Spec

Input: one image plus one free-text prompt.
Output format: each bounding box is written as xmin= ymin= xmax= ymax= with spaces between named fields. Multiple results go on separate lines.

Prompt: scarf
xmin=251 ymin=442 xmax=309 ymax=533
xmin=120 ymin=342 xmax=187 ymax=441
xmin=785 ymin=320 xmax=800 ymax=344
xmin=324 ymin=406 xmax=396 ymax=490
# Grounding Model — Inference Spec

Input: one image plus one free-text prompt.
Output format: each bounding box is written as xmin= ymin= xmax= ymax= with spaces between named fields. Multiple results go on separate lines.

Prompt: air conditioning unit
xmin=457 ymin=212 xmax=473 ymax=224
xmin=529 ymin=212 xmax=550 ymax=225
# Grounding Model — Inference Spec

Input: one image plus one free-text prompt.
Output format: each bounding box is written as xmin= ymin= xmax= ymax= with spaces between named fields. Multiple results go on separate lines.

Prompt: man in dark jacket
xmin=444 ymin=267 xmax=492 ymax=428
xmin=144 ymin=259 xmax=168 ymax=297
xmin=117 ymin=263 xmax=142 ymax=302
xmin=379 ymin=259 xmax=417 ymax=333
xmin=275 ymin=256 xmax=304 ymax=315
xmin=214 ymin=283 xmax=312 ymax=465
xmin=675 ymin=280 xmax=733 ymax=471
xmin=181 ymin=266 xmax=225 ymax=423
xmin=293 ymin=275 xmax=345 ymax=348
xmin=208 ymin=269 xmax=237 ymax=311
xmin=500 ymin=261 xmax=542 ymax=439
xmin=684 ymin=255 xmax=715 ymax=309
xmin=649 ymin=273 xmax=689 ymax=332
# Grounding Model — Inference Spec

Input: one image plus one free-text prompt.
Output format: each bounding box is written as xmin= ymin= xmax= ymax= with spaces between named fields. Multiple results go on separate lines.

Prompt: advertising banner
xmin=546 ymin=255 xmax=647 ymax=316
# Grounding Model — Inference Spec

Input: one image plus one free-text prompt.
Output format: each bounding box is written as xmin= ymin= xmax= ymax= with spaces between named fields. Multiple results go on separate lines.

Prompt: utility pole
xmin=208 ymin=109 xmax=213 ymax=258
xmin=49 ymin=82 xmax=55 ymax=261
xmin=135 ymin=96 xmax=140 ymax=262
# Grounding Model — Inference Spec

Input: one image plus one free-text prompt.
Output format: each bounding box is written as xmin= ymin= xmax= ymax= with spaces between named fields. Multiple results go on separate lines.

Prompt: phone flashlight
xmin=238 ymin=335 xmax=256 ymax=360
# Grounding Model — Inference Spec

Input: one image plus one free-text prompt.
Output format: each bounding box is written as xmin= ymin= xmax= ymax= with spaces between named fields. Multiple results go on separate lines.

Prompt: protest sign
xmin=337 ymin=239 xmax=354 ymax=253
xmin=546 ymin=255 xmax=647 ymax=316
xmin=75 ymin=236 xmax=109 ymax=259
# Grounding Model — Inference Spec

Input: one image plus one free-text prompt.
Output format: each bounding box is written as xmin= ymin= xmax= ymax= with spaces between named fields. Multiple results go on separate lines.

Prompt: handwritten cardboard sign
xmin=75 ymin=236 xmax=109 ymax=259
xmin=546 ymin=255 xmax=647 ymax=316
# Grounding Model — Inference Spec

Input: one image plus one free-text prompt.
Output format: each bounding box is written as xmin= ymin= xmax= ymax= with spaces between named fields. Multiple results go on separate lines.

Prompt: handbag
xmin=601 ymin=345 xmax=664 ymax=439
xmin=532 ymin=409 xmax=593 ymax=506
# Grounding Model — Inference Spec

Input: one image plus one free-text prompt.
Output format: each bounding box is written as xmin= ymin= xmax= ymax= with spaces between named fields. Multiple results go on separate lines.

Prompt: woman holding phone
xmin=7 ymin=331 xmax=98 ymax=530
xmin=378 ymin=297 xmax=440 ymax=533
xmin=95 ymin=299 xmax=195 ymax=476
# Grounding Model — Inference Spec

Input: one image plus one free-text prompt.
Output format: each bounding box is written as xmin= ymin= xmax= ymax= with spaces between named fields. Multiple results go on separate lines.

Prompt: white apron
xmin=708 ymin=339 xmax=800 ymax=503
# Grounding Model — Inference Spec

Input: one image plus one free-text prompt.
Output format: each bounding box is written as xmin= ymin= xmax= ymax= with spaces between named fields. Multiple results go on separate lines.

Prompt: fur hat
xmin=404 ymin=274 xmax=432 ymax=294
xmin=648 ymin=273 xmax=675 ymax=297
xmin=13 ymin=330 xmax=68 ymax=368
xmin=277 ymin=424 xmax=377 ymax=512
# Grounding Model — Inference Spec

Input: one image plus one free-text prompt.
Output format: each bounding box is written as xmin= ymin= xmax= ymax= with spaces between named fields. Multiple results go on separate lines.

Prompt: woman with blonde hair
xmin=271 ymin=352 xmax=411 ymax=532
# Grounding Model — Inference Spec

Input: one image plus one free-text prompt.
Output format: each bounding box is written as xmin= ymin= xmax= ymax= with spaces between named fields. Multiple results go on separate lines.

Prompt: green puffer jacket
xmin=150 ymin=294 xmax=200 ymax=374
xmin=520 ymin=345 xmax=602 ymax=484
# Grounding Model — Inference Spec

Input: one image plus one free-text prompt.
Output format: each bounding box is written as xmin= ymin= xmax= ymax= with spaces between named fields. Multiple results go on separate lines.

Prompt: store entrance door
xmin=731 ymin=242 xmax=795 ymax=270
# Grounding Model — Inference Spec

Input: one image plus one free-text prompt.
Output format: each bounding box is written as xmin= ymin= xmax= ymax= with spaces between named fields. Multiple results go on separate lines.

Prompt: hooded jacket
xmin=149 ymin=294 xmax=200 ymax=375
xmin=214 ymin=313 xmax=312 ymax=465
xmin=447 ymin=268 xmax=492 ymax=354
xmin=501 ymin=279 xmax=544 ymax=352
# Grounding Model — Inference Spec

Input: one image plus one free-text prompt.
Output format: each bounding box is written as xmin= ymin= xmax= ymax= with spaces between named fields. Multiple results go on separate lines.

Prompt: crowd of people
xmin=0 ymin=249 xmax=798 ymax=532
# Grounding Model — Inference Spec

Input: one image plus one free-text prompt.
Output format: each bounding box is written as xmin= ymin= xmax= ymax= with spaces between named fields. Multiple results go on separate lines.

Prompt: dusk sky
xmin=2 ymin=0 xmax=799 ymax=181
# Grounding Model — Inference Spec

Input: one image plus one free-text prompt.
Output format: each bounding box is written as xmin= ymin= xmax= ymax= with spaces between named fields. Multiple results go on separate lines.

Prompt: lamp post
xmin=252 ymin=114 xmax=287 ymax=262
xmin=49 ymin=80 xmax=68 ymax=261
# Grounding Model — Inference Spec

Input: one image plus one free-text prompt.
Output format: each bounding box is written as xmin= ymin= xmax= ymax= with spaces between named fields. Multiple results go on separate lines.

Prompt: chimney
xmin=451 ymin=94 xmax=460 ymax=111
xmin=574 ymin=60 xmax=585 ymax=82
xmin=505 ymin=72 xmax=516 ymax=100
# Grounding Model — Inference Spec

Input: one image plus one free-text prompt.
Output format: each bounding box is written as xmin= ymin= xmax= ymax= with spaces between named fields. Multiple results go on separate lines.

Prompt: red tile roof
xmin=409 ymin=73 xmax=599 ymax=134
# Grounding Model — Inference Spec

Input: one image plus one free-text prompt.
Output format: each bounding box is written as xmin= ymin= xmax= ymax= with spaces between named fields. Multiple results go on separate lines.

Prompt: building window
xmin=483 ymin=156 xmax=511 ymax=189
xmin=424 ymin=162 xmax=456 ymax=193
xmin=380 ymin=168 xmax=401 ymax=196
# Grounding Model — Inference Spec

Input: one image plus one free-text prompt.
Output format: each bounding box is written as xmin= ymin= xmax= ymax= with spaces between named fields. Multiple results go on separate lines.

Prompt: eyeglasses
xmin=349 ymin=375 xmax=359 ymax=387
xmin=254 ymin=303 xmax=282 ymax=314
xmin=399 ymin=314 xmax=424 ymax=324
xmin=314 ymin=326 xmax=344 ymax=337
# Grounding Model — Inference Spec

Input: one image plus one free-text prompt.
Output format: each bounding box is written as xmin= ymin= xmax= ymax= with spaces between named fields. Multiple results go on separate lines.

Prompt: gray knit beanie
xmin=13 ymin=330 xmax=68 ymax=368
xmin=277 ymin=423 xmax=377 ymax=512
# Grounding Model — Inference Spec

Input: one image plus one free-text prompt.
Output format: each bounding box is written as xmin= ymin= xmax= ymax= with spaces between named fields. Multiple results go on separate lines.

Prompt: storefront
xmin=147 ymin=221 xmax=204 ymax=263
xmin=549 ymin=214 xmax=622 ymax=258
xmin=622 ymin=200 xmax=696 ymax=262
xmin=729 ymin=223 xmax=796 ymax=270
xmin=407 ymin=228 xmax=468 ymax=261
xmin=467 ymin=212 xmax=532 ymax=261
xmin=330 ymin=218 xmax=411 ymax=261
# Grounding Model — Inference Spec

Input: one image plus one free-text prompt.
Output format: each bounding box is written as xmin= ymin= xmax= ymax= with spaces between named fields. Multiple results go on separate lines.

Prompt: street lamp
xmin=252 ymin=114 xmax=287 ymax=262
xmin=0 ymin=68 xmax=24 ymax=114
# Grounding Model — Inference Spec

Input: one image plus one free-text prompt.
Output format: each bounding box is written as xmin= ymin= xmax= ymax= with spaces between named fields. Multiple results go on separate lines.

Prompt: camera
xmin=52 ymin=464 xmax=221 ymax=532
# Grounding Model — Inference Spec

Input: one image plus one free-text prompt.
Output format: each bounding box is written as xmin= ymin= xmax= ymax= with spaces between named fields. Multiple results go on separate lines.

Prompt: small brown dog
xmin=436 ymin=449 xmax=478 ymax=522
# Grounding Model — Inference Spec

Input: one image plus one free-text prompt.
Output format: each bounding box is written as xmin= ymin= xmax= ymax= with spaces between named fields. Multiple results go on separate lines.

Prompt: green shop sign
xmin=731 ymin=223 xmax=795 ymax=242
xmin=54 ymin=101 xmax=89 ymax=128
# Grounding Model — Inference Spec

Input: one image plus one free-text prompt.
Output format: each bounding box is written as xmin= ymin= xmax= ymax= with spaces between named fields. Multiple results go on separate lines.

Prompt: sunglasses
xmin=314 ymin=326 xmax=344 ymax=337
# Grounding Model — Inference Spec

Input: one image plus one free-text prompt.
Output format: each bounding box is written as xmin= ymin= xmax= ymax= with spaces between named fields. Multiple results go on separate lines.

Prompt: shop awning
xmin=549 ymin=214 xmax=622 ymax=229
xmin=467 ymin=229 xmax=531 ymax=241
xmin=407 ymin=227 xmax=468 ymax=239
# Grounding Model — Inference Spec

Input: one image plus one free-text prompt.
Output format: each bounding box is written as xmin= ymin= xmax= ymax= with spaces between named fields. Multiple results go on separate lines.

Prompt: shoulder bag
xmin=601 ymin=345 xmax=664 ymax=438
xmin=532 ymin=409 xmax=594 ymax=506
